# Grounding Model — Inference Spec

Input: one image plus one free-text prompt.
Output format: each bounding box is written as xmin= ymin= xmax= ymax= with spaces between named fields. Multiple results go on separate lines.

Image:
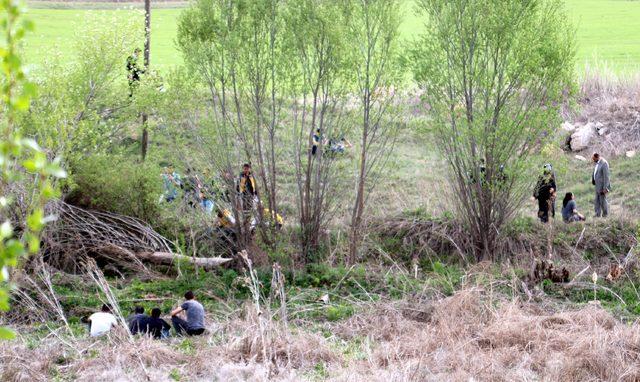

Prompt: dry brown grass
xmin=574 ymin=67 xmax=640 ymax=157
xmin=331 ymin=291 xmax=640 ymax=381
xmin=3 ymin=287 xmax=640 ymax=381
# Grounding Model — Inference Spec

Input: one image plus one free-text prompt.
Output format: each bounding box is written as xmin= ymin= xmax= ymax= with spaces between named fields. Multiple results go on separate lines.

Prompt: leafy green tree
xmin=19 ymin=15 xmax=142 ymax=165
xmin=410 ymin=0 xmax=575 ymax=261
xmin=0 ymin=1 xmax=65 ymax=339
xmin=177 ymin=0 xmax=256 ymax=250
xmin=343 ymin=0 xmax=402 ymax=264
xmin=287 ymin=0 xmax=353 ymax=259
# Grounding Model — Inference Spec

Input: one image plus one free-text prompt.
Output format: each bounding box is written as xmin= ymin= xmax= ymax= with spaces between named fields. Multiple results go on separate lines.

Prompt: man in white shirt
xmin=88 ymin=304 xmax=119 ymax=337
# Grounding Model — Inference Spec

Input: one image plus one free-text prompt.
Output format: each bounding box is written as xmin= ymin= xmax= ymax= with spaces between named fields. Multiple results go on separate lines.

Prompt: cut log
xmin=137 ymin=252 xmax=232 ymax=269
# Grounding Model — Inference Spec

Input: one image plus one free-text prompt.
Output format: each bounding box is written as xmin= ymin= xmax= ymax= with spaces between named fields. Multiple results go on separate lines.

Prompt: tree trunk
xmin=137 ymin=251 xmax=232 ymax=269
xmin=141 ymin=0 xmax=151 ymax=161
xmin=144 ymin=0 xmax=151 ymax=67
xmin=141 ymin=115 xmax=148 ymax=160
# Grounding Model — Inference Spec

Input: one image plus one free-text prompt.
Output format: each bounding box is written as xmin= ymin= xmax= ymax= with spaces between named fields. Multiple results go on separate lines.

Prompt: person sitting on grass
xmin=170 ymin=291 xmax=206 ymax=336
xmin=86 ymin=304 xmax=118 ymax=337
xmin=145 ymin=308 xmax=172 ymax=339
xmin=562 ymin=192 xmax=586 ymax=223
xmin=128 ymin=306 xmax=149 ymax=335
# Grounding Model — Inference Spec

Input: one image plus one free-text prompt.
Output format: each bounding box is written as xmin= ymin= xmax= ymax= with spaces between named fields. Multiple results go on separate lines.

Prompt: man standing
xmin=592 ymin=153 xmax=611 ymax=218
xmin=126 ymin=48 xmax=144 ymax=97
xmin=237 ymin=163 xmax=258 ymax=213
xmin=170 ymin=291 xmax=206 ymax=336
xmin=161 ymin=165 xmax=181 ymax=203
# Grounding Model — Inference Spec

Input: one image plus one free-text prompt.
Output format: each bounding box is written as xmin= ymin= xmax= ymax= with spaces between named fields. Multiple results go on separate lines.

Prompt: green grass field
xmin=22 ymin=0 xmax=640 ymax=72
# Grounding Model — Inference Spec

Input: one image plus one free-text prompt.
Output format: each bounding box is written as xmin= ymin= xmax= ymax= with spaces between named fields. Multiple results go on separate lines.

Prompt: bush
xmin=65 ymin=155 xmax=162 ymax=223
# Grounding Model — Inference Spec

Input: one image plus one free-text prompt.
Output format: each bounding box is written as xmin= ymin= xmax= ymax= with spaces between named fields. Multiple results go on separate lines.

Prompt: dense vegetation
xmin=1 ymin=0 xmax=639 ymax=380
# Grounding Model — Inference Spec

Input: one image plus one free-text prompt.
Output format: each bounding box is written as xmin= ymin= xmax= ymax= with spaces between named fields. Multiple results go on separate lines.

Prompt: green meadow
xmin=22 ymin=0 xmax=640 ymax=73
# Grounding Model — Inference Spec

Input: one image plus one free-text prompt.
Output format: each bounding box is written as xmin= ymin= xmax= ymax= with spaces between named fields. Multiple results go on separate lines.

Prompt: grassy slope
xmin=23 ymin=8 xmax=180 ymax=69
xmin=565 ymin=0 xmax=640 ymax=73
xmin=22 ymin=0 xmax=640 ymax=72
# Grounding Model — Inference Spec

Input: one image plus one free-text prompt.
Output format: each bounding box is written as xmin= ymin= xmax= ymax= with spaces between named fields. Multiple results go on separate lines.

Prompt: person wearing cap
xmin=533 ymin=163 xmax=557 ymax=223
xmin=591 ymin=153 xmax=611 ymax=218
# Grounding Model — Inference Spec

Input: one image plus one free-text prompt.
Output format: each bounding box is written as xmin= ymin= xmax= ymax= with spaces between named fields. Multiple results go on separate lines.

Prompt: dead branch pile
xmin=370 ymin=217 xmax=473 ymax=262
xmin=371 ymin=215 xmax=638 ymax=267
xmin=40 ymin=200 xmax=230 ymax=273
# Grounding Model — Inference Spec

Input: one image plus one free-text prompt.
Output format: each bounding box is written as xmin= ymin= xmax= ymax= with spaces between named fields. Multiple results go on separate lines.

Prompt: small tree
xmin=287 ymin=0 xmax=352 ymax=260
xmin=231 ymin=0 xmax=290 ymax=248
xmin=141 ymin=0 xmax=151 ymax=161
xmin=177 ymin=0 xmax=255 ymax=250
xmin=0 ymin=1 xmax=65 ymax=338
xmin=21 ymin=16 xmax=141 ymax=164
xmin=410 ymin=0 xmax=575 ymax=261
xmin=344 ymin=0 xmax=402 ymax=264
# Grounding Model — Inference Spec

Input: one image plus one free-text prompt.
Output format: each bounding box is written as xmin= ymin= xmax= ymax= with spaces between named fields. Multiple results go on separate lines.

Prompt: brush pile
xmin=372 ymin=215 xmax=637 ymax=268
xmin=38 ymin=200 xmax=230 ymax=274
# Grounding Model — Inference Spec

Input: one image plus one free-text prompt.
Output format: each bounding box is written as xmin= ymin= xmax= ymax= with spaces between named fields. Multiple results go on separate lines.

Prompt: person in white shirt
xmin=88 ymin=304 xmax=119 ymax=337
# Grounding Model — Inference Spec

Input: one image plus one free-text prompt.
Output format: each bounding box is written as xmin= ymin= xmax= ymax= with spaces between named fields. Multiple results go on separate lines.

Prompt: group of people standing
xmin=86 ymin=291 xmax=206 ymax=339
xmin=311 ymin=128 xmax=352 ymax=156
xmin=161 ymin=163 xmax=283 ymax=241
xmin=533 ymin=152 xmax=611 ymax=224
xmin=161 ymin=164 xmax=257 ymax=213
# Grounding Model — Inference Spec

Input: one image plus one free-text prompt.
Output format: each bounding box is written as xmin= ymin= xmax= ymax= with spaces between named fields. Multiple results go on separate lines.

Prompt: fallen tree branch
xmin=136 ymin=251 xmax=232 ymax=269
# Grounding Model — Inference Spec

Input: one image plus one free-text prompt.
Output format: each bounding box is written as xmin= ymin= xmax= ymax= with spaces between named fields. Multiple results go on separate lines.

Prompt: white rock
xmin=574 ymin=155 xmax=587 ymax=162
xmin=561 ymin=121 xmax=576 ymax=132
xmin=626 ymin=150 xmax=636 ymax=158
xmin=570 ymin=122 xmax=595 ymax=151
xmin=595 ymin=122 xmax=607 ymax=136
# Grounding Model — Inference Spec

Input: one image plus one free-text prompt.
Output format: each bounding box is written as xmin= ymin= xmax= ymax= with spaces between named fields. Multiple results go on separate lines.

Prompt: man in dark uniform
xmin=126 ymin=48 xmax=144 ymax=97
xmin=533 ymin=163 xmax=557 ymax=223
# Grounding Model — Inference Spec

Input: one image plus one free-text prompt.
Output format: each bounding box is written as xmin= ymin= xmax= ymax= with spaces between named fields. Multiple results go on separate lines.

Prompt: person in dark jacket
xmin=533 ymin=163 xmax=557 ymax=223
xmin=126 ymin=48 xmax=144 ymax=97
xmin=145 ymin=308 xmax=171 ymax=339
xmin=311 ymin=129 xmax=321 ymax=156
xmin=182 ymin=168 xmax=203 ymax=208
xmin=128 ymin=306 xmax=148 ymax=335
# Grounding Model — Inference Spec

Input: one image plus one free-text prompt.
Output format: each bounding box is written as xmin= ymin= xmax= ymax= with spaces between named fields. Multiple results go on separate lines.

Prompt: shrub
xmin=65 ymin=155 xmax=162 ymax=223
